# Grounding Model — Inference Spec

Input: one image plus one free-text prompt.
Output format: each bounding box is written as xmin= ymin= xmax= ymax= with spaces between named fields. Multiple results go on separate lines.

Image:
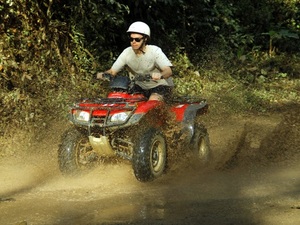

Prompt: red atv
xmin=58 ymin=74 xmax=210 ymax=182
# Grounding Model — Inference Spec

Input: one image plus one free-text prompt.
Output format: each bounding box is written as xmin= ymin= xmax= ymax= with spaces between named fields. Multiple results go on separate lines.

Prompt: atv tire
xmin=132 ymin=128 xmax=167 ymax=182
xmin=58 ymin=127 xmax=97 ymax=174
xmin=191 ymin=123 xmax=211 ymax=165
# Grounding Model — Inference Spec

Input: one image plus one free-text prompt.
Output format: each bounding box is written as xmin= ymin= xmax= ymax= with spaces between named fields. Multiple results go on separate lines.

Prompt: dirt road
xmin=1 ymin=105 xmax=300 ymax=225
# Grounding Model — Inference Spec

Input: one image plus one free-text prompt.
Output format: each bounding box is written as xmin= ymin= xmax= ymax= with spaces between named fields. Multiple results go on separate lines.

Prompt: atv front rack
xmin=69 ymin=98 xmax=144 ymax=134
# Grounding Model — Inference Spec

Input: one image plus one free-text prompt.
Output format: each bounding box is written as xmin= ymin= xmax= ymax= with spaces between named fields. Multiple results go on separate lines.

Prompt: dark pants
xmin=131 ymin=84 xmax=173 ymax=100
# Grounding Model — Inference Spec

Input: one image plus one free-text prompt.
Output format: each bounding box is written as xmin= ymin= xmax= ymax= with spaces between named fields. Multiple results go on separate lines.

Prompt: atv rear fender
xmin=173 ymin=100 xmax=208 ymax=144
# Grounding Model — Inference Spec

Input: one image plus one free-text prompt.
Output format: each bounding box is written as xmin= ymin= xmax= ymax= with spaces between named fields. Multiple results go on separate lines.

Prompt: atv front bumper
xmin=69 ymin=107 xmax=144 ymax=130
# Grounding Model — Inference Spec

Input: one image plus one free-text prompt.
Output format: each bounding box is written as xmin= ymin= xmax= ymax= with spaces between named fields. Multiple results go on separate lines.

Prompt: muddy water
xmin=1 ymin=109 xmax=300 ymax=225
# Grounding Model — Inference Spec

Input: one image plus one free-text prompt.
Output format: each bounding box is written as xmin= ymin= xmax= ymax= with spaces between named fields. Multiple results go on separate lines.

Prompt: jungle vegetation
xmin=0 ymin=0 xmax=299 ymax=136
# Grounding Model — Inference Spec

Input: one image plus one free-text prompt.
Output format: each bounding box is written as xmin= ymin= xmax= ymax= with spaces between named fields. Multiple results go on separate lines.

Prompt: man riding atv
xmin=96 ymin=21 xmax=173 ymax=101
xmin=57 ymin=21 xmax=210 ymax=183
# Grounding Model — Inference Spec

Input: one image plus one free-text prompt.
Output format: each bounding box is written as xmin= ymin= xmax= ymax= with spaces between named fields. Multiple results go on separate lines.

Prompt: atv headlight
xmin=74 ymin=110 xmax=90 ymax=122
xmin=110 ymin=112 xmax=130 ymax=122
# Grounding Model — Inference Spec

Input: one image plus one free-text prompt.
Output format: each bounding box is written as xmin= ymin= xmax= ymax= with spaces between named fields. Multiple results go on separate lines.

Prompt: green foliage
xmin=0 ymin=0 xmax=299 ymax=136
xmin=48 ymin=0 xmax=130 ymax=58
xmin=263 ymin=28 xmax=299 ymax=56
xmin=0 ymin=0 xmax=106 ymax=132
xmin=231 ymin=49 xmax=300 ymax=87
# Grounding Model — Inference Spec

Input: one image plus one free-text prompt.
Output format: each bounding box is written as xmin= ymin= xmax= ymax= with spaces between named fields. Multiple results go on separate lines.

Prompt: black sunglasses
xmin=129 ymin=37 xmax=144 ymax=42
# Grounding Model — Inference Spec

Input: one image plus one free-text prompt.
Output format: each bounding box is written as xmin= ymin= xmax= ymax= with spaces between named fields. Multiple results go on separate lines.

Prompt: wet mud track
xmin=1 ymin=106 xmax=300 ymax=225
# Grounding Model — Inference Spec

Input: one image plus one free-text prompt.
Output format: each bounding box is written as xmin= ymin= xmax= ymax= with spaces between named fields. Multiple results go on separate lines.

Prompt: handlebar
xmin=97 ymin=72 xmax=154 ymax=82
xmin=134 ymin=74 xmax=152 ymax=82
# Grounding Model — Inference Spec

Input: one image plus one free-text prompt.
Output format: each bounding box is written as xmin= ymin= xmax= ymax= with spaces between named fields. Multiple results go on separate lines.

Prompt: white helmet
xmin=127 ymin=21 xmax=150 ymax=37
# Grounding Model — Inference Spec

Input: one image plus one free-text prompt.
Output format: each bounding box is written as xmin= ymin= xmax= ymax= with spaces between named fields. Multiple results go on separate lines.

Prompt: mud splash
xmin=1 ymin=105 xmax=300 ymax=225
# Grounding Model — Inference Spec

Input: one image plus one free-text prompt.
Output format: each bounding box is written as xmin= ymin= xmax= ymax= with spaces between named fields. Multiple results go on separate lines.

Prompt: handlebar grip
xmin=102 ymin=73 xmax=112 ymax=81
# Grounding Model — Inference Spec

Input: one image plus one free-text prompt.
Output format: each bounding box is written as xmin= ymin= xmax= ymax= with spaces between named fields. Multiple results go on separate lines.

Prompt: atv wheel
xmin=58 ymin=128 xmax=97 ymax=174
xmin=132 ymin=128 xmax=167 ymax=182
xmin=191 ymin=124 xmax=211 ymax=165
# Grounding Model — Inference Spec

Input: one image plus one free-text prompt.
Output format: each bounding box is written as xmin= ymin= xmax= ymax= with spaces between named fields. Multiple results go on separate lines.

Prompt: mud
xmin=0 ymin=104 xmax=300 ymax=225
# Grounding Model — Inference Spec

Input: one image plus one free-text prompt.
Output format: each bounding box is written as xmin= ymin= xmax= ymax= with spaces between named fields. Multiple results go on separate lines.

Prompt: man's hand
xmin=96 ymin=72 xmax=112 ymax=81
xmin=96 ymin=72 xmax=104 ymax=79
xmin=151 ymin=72 xmax=163 ymax=80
